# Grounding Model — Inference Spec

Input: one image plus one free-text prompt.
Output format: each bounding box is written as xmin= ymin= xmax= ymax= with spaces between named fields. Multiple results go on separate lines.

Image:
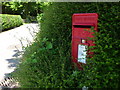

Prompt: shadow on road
xmin=6 ymin=50 xmax=23 ymax=68
xmin=6 ymin=58 xmax=20 ymax=68
xmin=3 ymin=49 xmax=23 ymax=80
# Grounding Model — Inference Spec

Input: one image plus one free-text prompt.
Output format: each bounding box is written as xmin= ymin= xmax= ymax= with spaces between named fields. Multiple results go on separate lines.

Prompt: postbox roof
xmin=72 ymin=13 xmax=98 ymax=26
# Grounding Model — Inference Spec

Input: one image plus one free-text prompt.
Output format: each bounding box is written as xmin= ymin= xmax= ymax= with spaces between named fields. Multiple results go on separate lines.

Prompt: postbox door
xmin=72 ymin=24 xmax=97 ymax=70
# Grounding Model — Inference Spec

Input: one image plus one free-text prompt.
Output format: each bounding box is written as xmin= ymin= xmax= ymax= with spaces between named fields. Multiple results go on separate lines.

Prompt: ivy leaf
xmin=105 ymin=45 xmax=108 ymax=49
xmin=46 ymin=42 xmax=53 ymax=49
xmin=32 ymin=59 xmax=37 ymax=63
xmin=42 ymin=38 xmax=48 ymax=42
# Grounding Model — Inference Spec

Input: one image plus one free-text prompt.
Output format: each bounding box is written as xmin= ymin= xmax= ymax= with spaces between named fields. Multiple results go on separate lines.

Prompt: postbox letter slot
xmin=73 ymin=25 xmax=92 ymax=28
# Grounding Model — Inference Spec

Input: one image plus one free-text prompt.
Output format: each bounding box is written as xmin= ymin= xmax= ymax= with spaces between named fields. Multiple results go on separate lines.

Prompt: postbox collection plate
xmin=78 ymin=44 xmax=87 ymax=64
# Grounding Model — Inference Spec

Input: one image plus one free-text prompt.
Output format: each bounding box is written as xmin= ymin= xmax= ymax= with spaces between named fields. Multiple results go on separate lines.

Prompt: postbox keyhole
xmin=81 ymin=39 xmax=86 ymax=43
xmin=81 ymin=39 xmax=87 ymax=44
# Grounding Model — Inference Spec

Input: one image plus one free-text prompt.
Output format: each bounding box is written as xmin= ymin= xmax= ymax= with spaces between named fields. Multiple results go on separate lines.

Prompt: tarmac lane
xmin=0 ymin=23 xmax=39 ymax=83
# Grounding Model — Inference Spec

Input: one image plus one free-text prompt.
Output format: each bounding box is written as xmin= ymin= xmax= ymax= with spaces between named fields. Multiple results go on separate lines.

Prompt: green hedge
xmin=13 ymin=2 xmax=120 ymax=88
xmin=0 ymin=14 xmax=23 ymax=31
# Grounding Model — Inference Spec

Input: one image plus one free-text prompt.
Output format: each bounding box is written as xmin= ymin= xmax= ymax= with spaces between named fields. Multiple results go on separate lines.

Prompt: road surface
xmin=0 ymin=23 xmax=39 ymax=83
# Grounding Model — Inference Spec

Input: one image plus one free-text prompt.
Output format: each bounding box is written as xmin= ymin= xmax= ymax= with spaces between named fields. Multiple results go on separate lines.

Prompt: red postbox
xmin=72 ymin=13 xmax=98 ymax=70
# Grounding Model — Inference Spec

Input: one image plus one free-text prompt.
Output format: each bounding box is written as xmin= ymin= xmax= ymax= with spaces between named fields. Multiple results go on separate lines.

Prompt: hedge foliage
xmin=13 ymin=2 xmax=120 ymax=88
xmin=0 ymin=14 xmax=23 ymax=31
xmin=2 ymin=2 xmax=49 ymax=19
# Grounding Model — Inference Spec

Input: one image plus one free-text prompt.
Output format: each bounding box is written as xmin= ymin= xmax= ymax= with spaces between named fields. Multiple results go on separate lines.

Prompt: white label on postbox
xmin=78 ymin=44 xmax=87 ymax=64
